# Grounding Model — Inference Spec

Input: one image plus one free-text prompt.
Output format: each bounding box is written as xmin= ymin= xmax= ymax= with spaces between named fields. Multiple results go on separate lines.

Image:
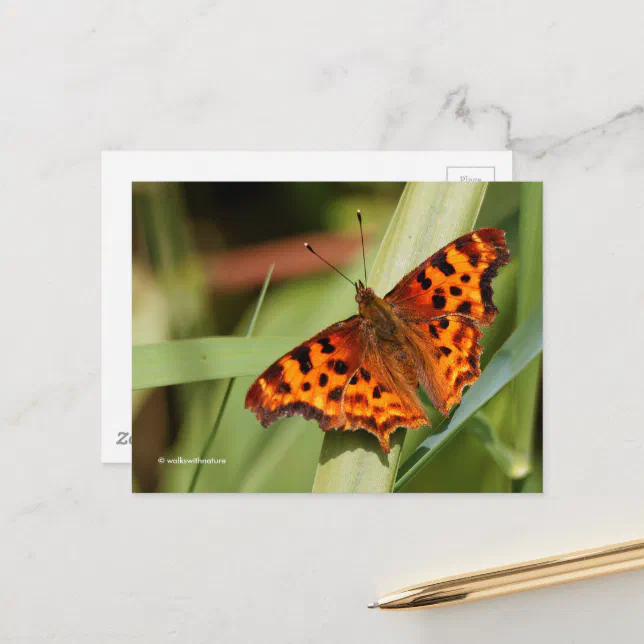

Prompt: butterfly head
xmin=354 ymin=279 xmax=374 ymax=305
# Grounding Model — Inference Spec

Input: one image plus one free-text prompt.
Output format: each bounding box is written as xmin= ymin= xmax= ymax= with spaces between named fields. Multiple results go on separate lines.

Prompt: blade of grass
xmin=395 ymin=301 xmax=542 ymax=491
xmin=400 ymin=425 xmax=511 ymax=493
xmin=187 ymin=264 xmax=274 ymax=493
xmin=513 ymin=183 xmax=543 ymax=458
xmin=518 ymin=453 xmax=543 ymax=492
xmin=312 ymin=182 xmax=488 ymax=493
xmin=466 ymin=411 xmax=530 ymax=479
xmin=133 ymin=336 xmax=299 ymax=390
xmin=132 ymin=262 xmax=171 ymax=419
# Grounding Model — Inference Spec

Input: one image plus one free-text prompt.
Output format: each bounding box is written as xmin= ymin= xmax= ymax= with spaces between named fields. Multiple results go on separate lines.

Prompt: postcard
xmin=102 ymin=152 xmax=541 ymax=493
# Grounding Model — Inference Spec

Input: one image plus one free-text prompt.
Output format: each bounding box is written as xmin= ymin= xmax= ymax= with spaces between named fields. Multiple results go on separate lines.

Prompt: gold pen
xmin=369 ymin=538 xmax=644 ymax=611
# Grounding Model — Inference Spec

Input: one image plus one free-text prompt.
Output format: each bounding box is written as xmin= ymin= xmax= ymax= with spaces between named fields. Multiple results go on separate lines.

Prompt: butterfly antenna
xmin=304 ymin=243 xmax=354 ymax=287
xmin=357 ymin=209 xmax=367 ymax=286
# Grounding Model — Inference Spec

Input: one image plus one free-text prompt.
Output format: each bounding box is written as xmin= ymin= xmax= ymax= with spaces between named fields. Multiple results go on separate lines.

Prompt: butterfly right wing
xmin=384 ymin=228 xmax=509 ymax=416
xmin=385 ymin=228 xmax=510 ymax=327
xmin=401 ymin=313 xmax=484 ymax=416
xmin=245 ymin=316 xmax=365 ymax=431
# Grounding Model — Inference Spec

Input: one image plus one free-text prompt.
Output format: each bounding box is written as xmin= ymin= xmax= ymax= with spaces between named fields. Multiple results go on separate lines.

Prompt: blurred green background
xmin=132 ymin=181 xmax=542 ymax=493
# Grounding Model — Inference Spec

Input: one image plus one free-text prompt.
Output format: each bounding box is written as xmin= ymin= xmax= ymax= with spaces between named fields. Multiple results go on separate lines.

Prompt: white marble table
xmin=2 ymin=2 xmax=643 ymax=643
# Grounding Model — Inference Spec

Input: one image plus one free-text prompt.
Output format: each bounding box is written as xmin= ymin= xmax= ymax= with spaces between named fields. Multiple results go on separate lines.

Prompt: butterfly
xmin=245 ymin=221 xmax=509 ymax=453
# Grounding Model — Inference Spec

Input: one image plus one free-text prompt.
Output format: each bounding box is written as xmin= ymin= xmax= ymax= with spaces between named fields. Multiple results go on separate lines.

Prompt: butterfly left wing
xmin=245 ymin=315 xmax=429 ymax=453
xmin=245 ymin=316 xmax=365 ymax=431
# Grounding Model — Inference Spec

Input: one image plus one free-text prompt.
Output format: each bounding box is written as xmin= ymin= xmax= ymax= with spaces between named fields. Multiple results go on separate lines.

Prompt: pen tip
xmin=367 ymin=601 xmax=379 ymax=609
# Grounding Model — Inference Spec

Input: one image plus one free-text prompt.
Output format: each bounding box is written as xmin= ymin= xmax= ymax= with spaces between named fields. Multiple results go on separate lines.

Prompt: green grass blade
xmin=312 ymin=182 xmax=488 ymax=493
xmin=188 ymin=264 xmax=274 ymax=492
xmin=518 ymin=453 xmax=543 ymax=492
xmin=395 ymin=301 xmax=542 ymax=491
xmin=132 ymin=263 xmax=171 ymax=419
xmin=246 ymin=265 xmax=274 ymax=335
xmin=466 ymin=412 xmax=530 ymax=479
xmin=132 ymin=336 xmax=298 ymax=390
xmin=513 ymin=183 xmax=543 ymax=458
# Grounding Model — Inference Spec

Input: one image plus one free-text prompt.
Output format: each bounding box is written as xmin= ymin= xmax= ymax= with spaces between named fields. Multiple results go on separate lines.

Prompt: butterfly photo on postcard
xmin=246 ymin=217 xmax=510 ymax=453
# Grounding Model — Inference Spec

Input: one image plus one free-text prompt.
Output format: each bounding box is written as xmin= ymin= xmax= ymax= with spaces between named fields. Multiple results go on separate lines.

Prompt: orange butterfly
xmin=245 ymin=220 xmax=509 ymax=453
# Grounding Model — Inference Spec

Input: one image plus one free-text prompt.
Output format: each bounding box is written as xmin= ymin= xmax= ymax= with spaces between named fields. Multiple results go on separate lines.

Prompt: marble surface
xmin=2 ymin=1 xmax=644 ymax=642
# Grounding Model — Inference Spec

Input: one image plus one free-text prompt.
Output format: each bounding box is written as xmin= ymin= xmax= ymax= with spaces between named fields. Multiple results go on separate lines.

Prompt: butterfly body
xmin=356 ymin=281 xmax=402 ymax=339
xmin=246 ymin=228 xmax=510 ymax=452
xmin=355 ymin=282 xmax=420 ymax=390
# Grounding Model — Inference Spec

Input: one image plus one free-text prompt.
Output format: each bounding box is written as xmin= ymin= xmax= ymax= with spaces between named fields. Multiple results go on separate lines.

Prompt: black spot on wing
xmin=302 ymin=382 xmax=311 ymax=391
xmin=317 ymin=337 xmax=335 ymax=354
xmin=461 ymin=274 xmax=471 ymax=283
xmin=454 ymin=237 xmax=469 ymax=250
xmin=359 ymin=367 xmax=371 ymax=382
xmin=264 ymin=363 xmax=283 ymax=380
xmin=278 ymin=382 xmax=291 ymax=393
xmin=429 ymin=324 xmax=439 ymax=339
xmin=329 ymin=386 xmax=343 ymax=401
xmin=439 ymin=318 xmax=450 ymax=329
xmin=372 ymin=386 xmax=382 ymax=399
xmin=456 ymin=302 xmax=472 ymax=314
xmin=432 ymin=294 xmax=447 ymax=309
xmin=440 ymin=346 xmax=452 ymax=357
xmin=450 ymin=286 xmax=462 ymax=296
xmin=319 ymin=373 xmax=328 ymax=387
xmin=291 ymin=346 xmax=313 ymax=374
xmin=334 ymin=360 xmax=348 ymax=375
xmin=430 ymin=251 xmax=456 ymax=276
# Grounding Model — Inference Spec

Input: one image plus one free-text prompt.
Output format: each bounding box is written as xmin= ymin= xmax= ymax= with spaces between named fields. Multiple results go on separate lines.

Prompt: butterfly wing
xmin=245 ymin=315 xmax=429 ymax=452
xmin=386 ymin=228 xmax=509 ymax=416
xmin=340 ymin=342 xmax=429 ymax=453
xmin=245 ymin=316 xmax=365 ymax=430
xmin=385 ymin=228 xmax=510 ymax=327
xmin=403 ymin=314 xmax=484 ymax=415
